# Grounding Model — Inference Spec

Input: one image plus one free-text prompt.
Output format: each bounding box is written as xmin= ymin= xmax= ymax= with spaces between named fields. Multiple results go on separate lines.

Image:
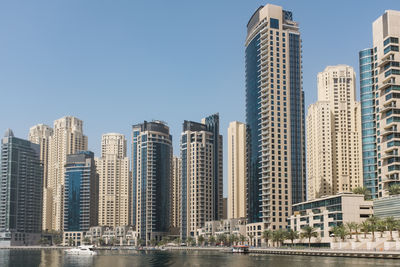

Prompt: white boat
xmin=232 ymin=245 xmax=249 ymax=253
xmin=65 ymin=245 xmax=97 ymax=255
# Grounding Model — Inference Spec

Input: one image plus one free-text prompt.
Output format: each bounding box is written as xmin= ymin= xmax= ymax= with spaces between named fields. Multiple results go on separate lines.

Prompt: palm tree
xmin=385 ymin=217 xmax=397 ymax=241
xmin=360 ymin=221 xmax=370 ymax=239
xmin=239 ymin=234 xmax=246 ymax=245
xmin=186 ymin=237 xmax=194 ymax=247
xmin=367 ymin=215 xmax=379 ymax=242
xmin=272 ymin=229 xmax=286 ymax=247
xmin=389 ymin=184 xmax=400 ymax=195
xmin=353 ymin=223 xmax=360 ymax=242
xmin=377 ymin=220 xmax=386 ymax=238
xmin=198 ymin=236 xmax=205 ymax=246
xmin=285 ymin=229 xmax=299 ymax=246
xmin=209 ymin=236 xmax=216 ymax=246
xmin=345 ymin=222 xmax=357 ymax=239
xmin=262 ymin=230 xmax=273 ymax=247
xmin=332 ymin=225 xmax=348 ymax=242
xmin=300 ymin=226 xmax=318 ymax=248
xmin=83 ymin=237 xmax=91 ymax=245
xmin=352 ymin=187 xmax=371 ymax=200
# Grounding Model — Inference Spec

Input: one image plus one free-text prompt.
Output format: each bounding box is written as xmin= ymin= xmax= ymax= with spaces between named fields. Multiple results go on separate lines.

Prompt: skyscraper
xmin=0 ymin=129 xmax=43 ymax=244
xmin=180 ymin=115 xmax=222 ymax=240
xmin=171 ymin=156 xmax=182 ymax=229
xmin=245 ymin=4 xmax=305 ymax=228
xmin=202 ymin=114 xmax=223 ymax=221
xmin=47 ymin=116 xmax=87 ymax=231
xmin=132 ymin=121 xmax=172 ymax=243
xmin=96 ymin=133 xmax=130 ymax=227
xmin=360 ymin=10 xmax=400 ymax=198
xmin=28 ymin=124 xmax=53 ymax=231
xmin=227 ymin=121 xmax=247 ymax=219
xmin=64 ymin=151 xmax=98 ymax=231
xmin=307 ymin=65 xmax=363 ymax=200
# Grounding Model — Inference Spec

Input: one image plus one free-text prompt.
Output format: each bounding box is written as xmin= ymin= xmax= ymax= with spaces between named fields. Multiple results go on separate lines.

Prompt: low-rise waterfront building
xmin=63 ymin=231 xmax=84 ymax=246
xmin=84 ymin=226 xmax=138 ymax=246
xmin=197 ymin=218 xmax=247 ymax=241
xmin=374 ymin=195 xmax=400 ymax=219
xmin=288 ymin=193 xmax=373 ymax=244
xmin=246 ymin=222 xmax=264 ymax=247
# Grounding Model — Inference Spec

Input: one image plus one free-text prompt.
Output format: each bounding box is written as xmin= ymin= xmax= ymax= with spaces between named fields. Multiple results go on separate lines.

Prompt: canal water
xmin=0 ymin=249 xmax=398 ymax=267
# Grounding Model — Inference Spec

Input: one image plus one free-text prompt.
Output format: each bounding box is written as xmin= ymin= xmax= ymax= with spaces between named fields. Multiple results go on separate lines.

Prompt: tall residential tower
xmin=360 ymin=10 xmax=400 ymax=198
xmin=28 ymin=124 xmax=53 ymax=231
xmin=47 ymin=116 xmax=87 ymax=231
xmin=132 ymin=121 xmax=172 ymax=243
xmin=96 ymin=133 xmax=130 ymax=227
xmin=227 ymin=121 xmax=247 ymax=219
xmin=307 ymin=65 xmax=363 ymax=200
xmin=245 ymin=4 xmax=305 ymax=229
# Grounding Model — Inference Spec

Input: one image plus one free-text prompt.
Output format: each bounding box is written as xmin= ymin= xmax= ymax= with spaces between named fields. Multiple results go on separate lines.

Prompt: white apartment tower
xmin=28 ymin=124 xmax=53 ymax=231
xmin=227 ymin=121 xmax=247 ymax=219
xmin=307 ymin=65 xmax=363 ymax=200
xmin=47 ymin=116 xmax=87 ymax=231
xmin=96 ymin=133 xmax=130 ymax=227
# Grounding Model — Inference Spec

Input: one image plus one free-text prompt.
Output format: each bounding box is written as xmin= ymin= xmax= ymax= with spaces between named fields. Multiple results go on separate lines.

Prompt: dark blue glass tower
xmin=64 ymin=151 xmax=98 ymax=231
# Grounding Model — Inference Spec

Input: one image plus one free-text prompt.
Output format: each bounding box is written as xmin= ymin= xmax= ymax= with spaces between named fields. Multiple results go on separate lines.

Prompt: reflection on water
xmin=0 ymin=249 xmax=399 ymax=267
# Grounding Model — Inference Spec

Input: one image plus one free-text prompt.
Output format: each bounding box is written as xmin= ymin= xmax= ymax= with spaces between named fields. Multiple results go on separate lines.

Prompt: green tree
xmin=300 ymin=226 xmax=318 ymax=248
xmin=332 ymin=225 xmax=348 ymax=242
xmin=83 ymin=237 xmax=91 ymax=245
xmin=367 ymin=215 xmax=379 ymax=242
xmin=68 ymin=238 xmax=74 ymax=246
xmin=186 ymin=236 xmax=194 ymax=247
xmin=150 ymin=238 xmax=157 ymax=246
xmin=239 ymin=234 xmax=246 ymax=245
xmin=352 ymin=187 xmax=371 ymax=200
xmin=353 ymin=223 xmax=360 ymax=242
xmin=285 ymin=229 xmax=299 ymax=246
xmin=216 ymin=234 xmax=227 ymax=246
xmin=385 ymin=217 xmax=398 ymax=241
xmin=137 ymin=238 xmax=143 ymax=247
xmin=360 ymin=221 xmax=370 ymax=239
xmin=248 ymin=234 xmax=254 ymax=247
xmin=345 ymin=222 xmax=357 ymax=239
xmin=389 ymin=184 xmax=400 ymax=196
xmin=208 ymin=235 xmax=216 ymax=246
xmin=98 ymin=238 xmax=105 ymax=246
xmin=262 ymin=230 xmax=273 ymax=247
xmin=377 ymin=220 xmax=386 ymax=238
xmin=272 ymin=229 xmax=286 ymax=247
xmin=53 ymin=236 xmax=62 ymax=246
xmin=198 ymin=236 xmax=205 ymax=246
xmin=38 ymin=237 xmax=49 ymax=246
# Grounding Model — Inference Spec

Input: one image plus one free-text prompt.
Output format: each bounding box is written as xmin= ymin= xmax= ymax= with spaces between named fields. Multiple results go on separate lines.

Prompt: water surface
xmin=0 ymin=249 xmax=398 ymax=267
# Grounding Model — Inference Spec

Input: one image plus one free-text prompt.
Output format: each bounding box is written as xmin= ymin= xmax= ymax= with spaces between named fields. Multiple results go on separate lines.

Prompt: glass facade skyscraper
xmin=245 ymin=4 xmax=306 ymax=228
xmin=63 ymin=151 xmax=98 ymax=231
xmin=0 ymin=129 xmax=43 ymax=234
xmin=359 ymin=48 xmax=377 ymax=198
xmin=132 ymin=121 xmax=172 ymax=243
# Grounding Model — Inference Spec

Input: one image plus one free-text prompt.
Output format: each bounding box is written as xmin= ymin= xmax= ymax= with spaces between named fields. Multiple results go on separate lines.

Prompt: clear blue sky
xmin=1 ymin=1 xmax=399 ymax=196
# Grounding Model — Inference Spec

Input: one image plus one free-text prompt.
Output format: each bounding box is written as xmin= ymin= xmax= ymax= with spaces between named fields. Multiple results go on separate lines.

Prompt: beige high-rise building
xmin=227 ymin=121 xmax=247 ymax=219
xmin=180 ymin=121 xmax=214 ymax=239
xmin=307 ymin=65 xmax=363 ymax=200
xmin=47 ymin=116 xmax=87 ymax=231
xmin=360 ymin=10 xmax=400 ymax=198
xmin=171 ymin=156 xmax=181 ymax=229
xmin=96 ymin=133 xmax=130 ymax=227
xmin=29 ymin=124 xmax=53 ymax=231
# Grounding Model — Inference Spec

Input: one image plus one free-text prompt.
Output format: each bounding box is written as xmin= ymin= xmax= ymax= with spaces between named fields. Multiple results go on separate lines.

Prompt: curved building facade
xmin=245 ymin=4 xmax=305 ymax=229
